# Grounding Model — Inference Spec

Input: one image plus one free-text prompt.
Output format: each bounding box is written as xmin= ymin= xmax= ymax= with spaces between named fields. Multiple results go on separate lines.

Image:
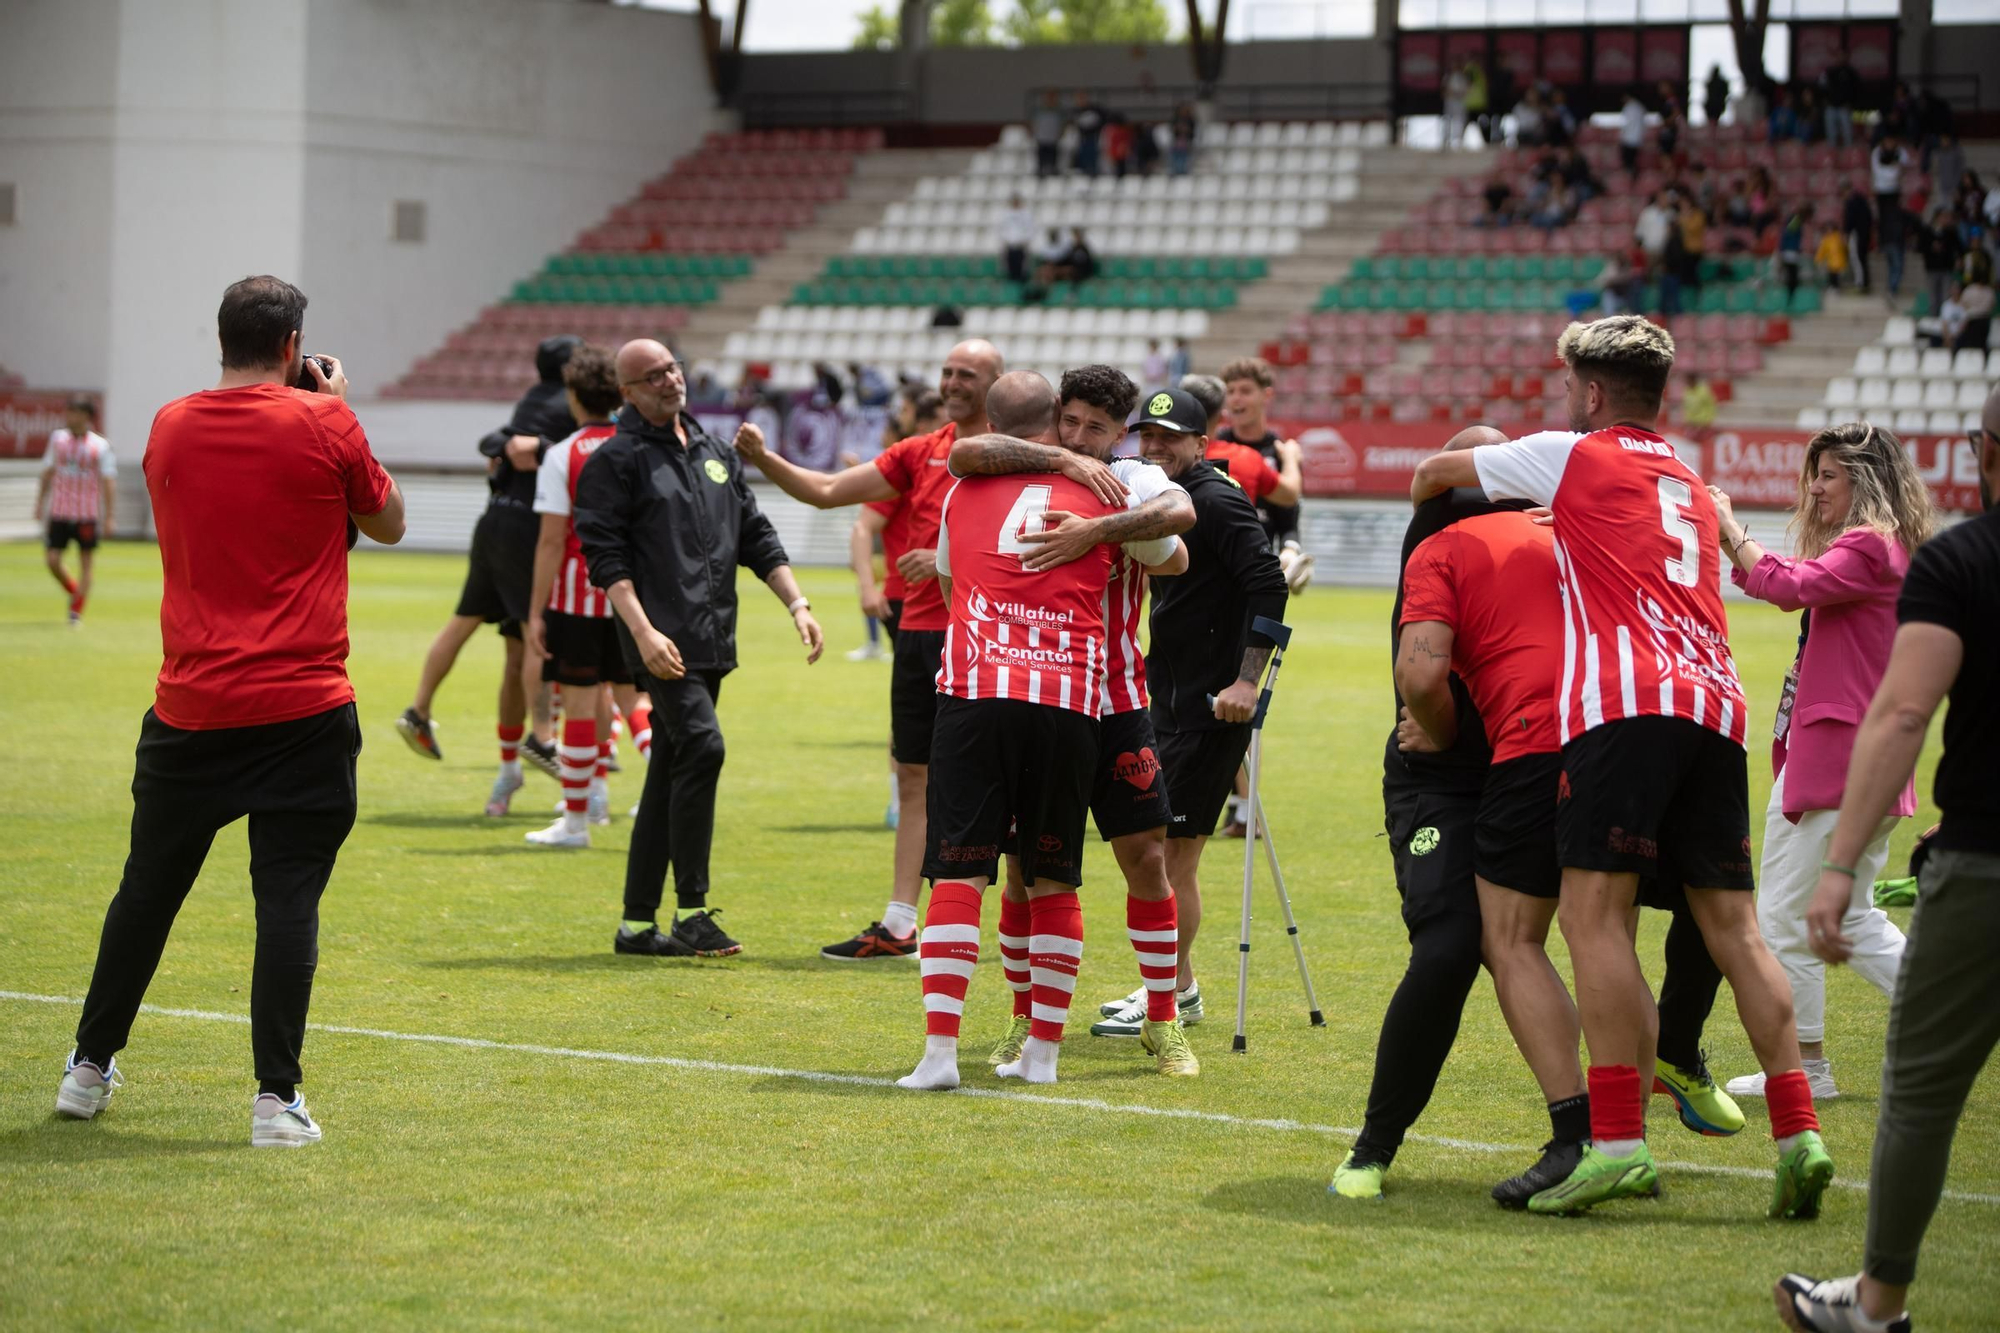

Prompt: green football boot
xmin=1655 ymin=1052 xmax=1747 ymax=1136
xmin=1526 ymin=1143 xmax=1659 ymax=1215
xmin=986 ymin=1015 xmax=1032 ymax=1068
xmin=1770 ymin=1130 xmax=1835 ymax=1220
xmin=1328 ymin=1152 xmax=1388 ymax=1201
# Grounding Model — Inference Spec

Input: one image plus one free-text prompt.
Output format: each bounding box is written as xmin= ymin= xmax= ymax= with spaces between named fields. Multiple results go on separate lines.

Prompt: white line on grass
xmin=6 ymin=989 xmax=1995 ymax=1207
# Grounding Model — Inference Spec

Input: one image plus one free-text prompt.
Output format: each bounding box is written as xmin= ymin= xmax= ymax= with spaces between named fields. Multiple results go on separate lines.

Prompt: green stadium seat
xmin=1789 ymin=286 xmax=1822 ymax=315
xmin=1573 ymin=258 xmax=1604 ymax=283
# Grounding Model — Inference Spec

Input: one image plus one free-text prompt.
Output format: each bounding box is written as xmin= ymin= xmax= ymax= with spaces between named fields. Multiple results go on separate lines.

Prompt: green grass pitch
xmin=1 ymin=541 xmax=1994 ymax=1330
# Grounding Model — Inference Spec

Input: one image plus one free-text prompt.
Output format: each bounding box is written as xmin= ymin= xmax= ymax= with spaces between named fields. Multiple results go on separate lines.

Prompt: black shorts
xmin=1475 ymin=752 xmax=1562 ymax=898
xmin=540 ymin=611 xmax=633 ymax=687
xmin=455 ymin=505 xmax=536 ymax=633
xmin=924 ymin=696 xmax=1097 ymax=888
xmin=1557 ymin=715 xmax=1755 ymax=892
xmin=1158 ymin=722 xmax=1252 ymax=840
xmin=46 ymin=519 xmax=100 ymax=552
xmin=1091 ymin=708 xmax=1174 ymax=841
xmin=880 ymin=598 xmax=903 ymax=640
xmin=890 ymin=627 xmax=946 ymax=765
xmin=1385 ymin=786 xmax=1480 ymax=931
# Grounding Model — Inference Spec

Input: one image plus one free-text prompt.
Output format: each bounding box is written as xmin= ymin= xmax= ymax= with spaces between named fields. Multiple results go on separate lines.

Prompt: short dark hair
xmin=66 ymin=396 xmax=96 ymax=418
xmin=562 ymin=344 xmax=621 ymax=416
xmin=1058 ymin=364 xmax=1137 ymax=423
xmin=1220 ymin=356 xmax=1274 ymax=389
xmin=217 ymin=275 xmax=308 ymax=371
xmin=907 ymin=387 xmax=944 ymax=422
xmin=1179 ymin=373 xmax=1225 ymax=423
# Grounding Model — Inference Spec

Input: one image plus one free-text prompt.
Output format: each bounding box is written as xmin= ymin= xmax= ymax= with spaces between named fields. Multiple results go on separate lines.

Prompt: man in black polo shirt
xmin=574 ymin=339 xmax=825 ymax=959
xmin=1777 ymin=387 xmax=2000 ymax=1333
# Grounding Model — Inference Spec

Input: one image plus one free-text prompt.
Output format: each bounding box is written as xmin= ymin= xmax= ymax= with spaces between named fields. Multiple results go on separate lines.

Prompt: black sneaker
xmin=820 ymin=922 xmax=918 ymax=961
xmin=1492 ymin=1138 xmax=1587 ymax=1209
xmin=614 ymin=923 xmax=694 ymax=956
xmin=670 ymin=909 xmax=742 ymax=957
xmin=520 ymin=734 xmax=562 ymax=781
xmin=396 ymin=708 xmax=442 ymax=760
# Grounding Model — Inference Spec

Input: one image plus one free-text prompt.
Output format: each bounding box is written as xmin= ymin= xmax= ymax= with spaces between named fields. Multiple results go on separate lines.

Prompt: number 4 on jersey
xmin=997 ymin=484 xmax=1055 ymax=557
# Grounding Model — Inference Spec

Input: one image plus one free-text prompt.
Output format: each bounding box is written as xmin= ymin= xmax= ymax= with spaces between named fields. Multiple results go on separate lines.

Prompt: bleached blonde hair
xmin=1555 ymin=316 xmax=1677 ymax=406
xmin=1791 ymin=422 xmax=1938 ymax=560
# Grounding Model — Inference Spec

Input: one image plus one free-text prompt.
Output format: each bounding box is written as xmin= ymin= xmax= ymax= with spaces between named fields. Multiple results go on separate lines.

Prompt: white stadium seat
xmin=1795 ymin=407 xmax=1828 ymax=429
xmin=1926 ymin=410 xmax=1963 ymax=433
xmin=1956 ymin=380 xmax=1989 ymax=411
xmin=1890 ymin=379 xmax=1923 ymax=410
xmin=1881 ymin=316 xmax=1916 ymax=344
xmin=1823 ymin=377 xmax=1858 ymax=408
xmin=1856 ymin=377 xmax=1892 ymax=409
xmin=1851 ymin=346 xmax=1886 ymax=376
xmin=1919 ymin=348 xmax=1953 ymax=378
xmin=1923 ymin=379 xmax=1959 ymax=410
xmin=1892 ymin=408 xmax=1927 ymax=433
xmin=1953 ymin=348 xmax=1988 ymax=378
xmin=1885 ymin=347 xmax=1919 ymax=377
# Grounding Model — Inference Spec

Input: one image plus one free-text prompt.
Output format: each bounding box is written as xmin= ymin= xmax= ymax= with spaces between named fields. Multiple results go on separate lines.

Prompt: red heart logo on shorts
xmin=1114 ymin=748 xmax=1160 ymax=791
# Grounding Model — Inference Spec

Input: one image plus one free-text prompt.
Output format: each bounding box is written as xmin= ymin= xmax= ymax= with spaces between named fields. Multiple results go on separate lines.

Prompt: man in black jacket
xmin=1132 ymin=388 xmax=1288 ymax=1020
xmin=396 ymin=335 xmax=578 ymax=813
xmin=575 ymin=339 xmax=824 ymax=958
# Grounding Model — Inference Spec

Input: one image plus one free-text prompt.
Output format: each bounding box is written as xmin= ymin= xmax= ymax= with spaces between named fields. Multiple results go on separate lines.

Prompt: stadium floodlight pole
xmin=1224 ymin=616 xmax=1325 ymax=1053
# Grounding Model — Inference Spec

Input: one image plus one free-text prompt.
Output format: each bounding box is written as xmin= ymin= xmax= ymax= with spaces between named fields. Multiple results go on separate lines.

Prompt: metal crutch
xmin=1230 ymin=616 xmax=1325 ymax=1053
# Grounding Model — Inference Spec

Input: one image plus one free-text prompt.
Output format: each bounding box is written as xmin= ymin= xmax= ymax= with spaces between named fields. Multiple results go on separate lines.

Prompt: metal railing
xmin=1022 ymin=81 xmax=1394 ymax=126
xmin=739 ymin=87 xmax=917 ymax=128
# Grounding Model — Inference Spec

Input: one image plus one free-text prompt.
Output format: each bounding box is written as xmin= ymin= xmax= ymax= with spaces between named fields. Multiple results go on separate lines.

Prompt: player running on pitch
xmin=35 ymin=397 xmax=116 ymax=627
xmin=1412 ymin=315 xmax=1832 ymax=1220
xmin=899 ymin=371 xmax=1179 ymax=1091
xmin=946 ymin=364 xmax=1200 ymax=1077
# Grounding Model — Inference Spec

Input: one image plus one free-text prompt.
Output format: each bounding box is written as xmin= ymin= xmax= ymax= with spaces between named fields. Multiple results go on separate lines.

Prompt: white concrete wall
xmin=0 ymin=0 xmax=720 ymax=534
xmin=298 ymin=0 xmax=720 ymax=398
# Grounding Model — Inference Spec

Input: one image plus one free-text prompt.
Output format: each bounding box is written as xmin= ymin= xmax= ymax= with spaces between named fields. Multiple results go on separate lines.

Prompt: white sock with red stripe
xmin=557 ymin=718 xmax=595 ymax=832
xmin=1127 ymin=894 xmax=1180 ymax=1023
xmin=498 ymin=724 xmax=524 ymax=780
xmin=998 ymin=894 xmax=1032 ymax=1019
xmin=630 ymin=700 xmax=653 ymax=762
xmin=998 ymin=891 xmax=1081 ymax=1085
xmin=898 ymin=879 xmax=982 ymax=1091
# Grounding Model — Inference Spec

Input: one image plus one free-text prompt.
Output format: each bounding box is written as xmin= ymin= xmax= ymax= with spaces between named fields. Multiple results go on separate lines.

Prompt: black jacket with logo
xmin=573 ymin=406 xmax=790 ymax=674
xmin=1146 ymin=460 xmax=1290 ymax=733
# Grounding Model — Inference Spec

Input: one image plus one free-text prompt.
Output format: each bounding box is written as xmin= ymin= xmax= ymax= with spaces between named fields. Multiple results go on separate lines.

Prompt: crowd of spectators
xmin=1029 ymin=90 xmax=1202 ymax=180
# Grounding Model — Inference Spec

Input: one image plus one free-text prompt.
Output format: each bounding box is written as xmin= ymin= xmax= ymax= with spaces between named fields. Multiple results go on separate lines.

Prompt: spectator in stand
xmin=1679 ymin=194 xmax=1710 ymax=282
xmin=1724 ymin=179 xmax=1754 ymax=229
xmin=1681 ymin=373 xmax=1718 ymax=441
xmin=1880 ymin=82 xmax=1919 ymax=145
xmin=1704 ymin=65 xmax=1729 ymax=126
xmin=1844 ymin=184 xmax=1876 ymax=291
xmin=1960 ymin=275 xmax=1995 ymax=351
xmin=1594 ymin=251 xmax=1643 ymax=314
xmin=1709 ymin=424 xmax=1937 ymax=1106
xmin=1063 ymin=226 xmax=1097 ymax=284
xmin=1932 ymin=134 xmax=1965 ymax=208
xmin=1032 ymin=227 xmax=1070 ymax=287
xmin=1132 ymin=119 xmax=1161 ymax=176
xmin=1463 ymin=59 xmax=1490 ymax=145
xmin=1822 ymin=49 xmax=1859 ymax=149
xmin=1779 ymin=203 xmax=1815 ymax=296
xmin=1443 ymin=64 xmax=1471 ymax=151
xmin=1687 ymin=161 xmax=1718 ymax=222
xmin=1918 ymin=207 xmax=1965 ymax=318
xmin=1167 ymin=337 xmax=1191 ymax=386
xmin=1032 ymin=91 xmax=1065 ymax=178
xmin=1635 ymin=190 xmax=1676 ymax=270
xmin=1656 ymin=80 xmax=1685 ymax=163
xmin=1070 ymin=92 xmax=1105 ymax=177
xmin=1558 ymin=146 xmax=1601 ymax=206
xmin=1548 ymin=89 xmax=1577 ymax=148
xmin=1795 ymin=84 xmax=1823 ymax=144
xmin=998 ymin=193 xmax=1036 ymax=285
xmin=1142 ymin=340 xmax=1169 ymax=393
xmin=1513 ymin=88 xmax=1547 ymax=149
xmin=1620 ymin=88 xmax=1647 ymax=177
xmin=1930 ymin=281 xmax=1969 ymax=350
xmin=1748 ymin=166 xmax=1779 ymax=234
xmin=1817 ymin=222 xmax=1850 ymax=291
xmin=1874 ymin=135 xmax=1915 ymax=302
xmin=1530 ymin=181 xmax=1574 ymax=233
xmin=1918 ymin=86 xmax=1956 ymax=161
xmin=1104 ymin=113 xmax=1134 ymax=179
xmin=1169 ymin=103 xmax=1196 ymax=175
xmin=1768 ymin=86 xmax=1799 ymax=145
xmin=1477 ymin=175 xmax=1517 ymax=228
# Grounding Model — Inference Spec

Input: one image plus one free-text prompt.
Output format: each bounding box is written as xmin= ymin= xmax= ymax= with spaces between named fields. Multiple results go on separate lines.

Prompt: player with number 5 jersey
xmin=1412 ymin=316 xmax=1831 ymax=1225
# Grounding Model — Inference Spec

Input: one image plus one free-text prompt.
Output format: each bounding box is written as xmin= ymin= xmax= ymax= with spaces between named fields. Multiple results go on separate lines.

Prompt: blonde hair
xmin=1790 ymin=422 xmax=1938 ymax=560
xmin=1555 ymin=316 xmax=1676 ymax=405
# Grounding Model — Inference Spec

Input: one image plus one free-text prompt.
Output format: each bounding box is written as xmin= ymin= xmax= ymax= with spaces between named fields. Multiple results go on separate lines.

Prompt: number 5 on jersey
xmin=1656 ymin=476 xmax=1699 ymax=587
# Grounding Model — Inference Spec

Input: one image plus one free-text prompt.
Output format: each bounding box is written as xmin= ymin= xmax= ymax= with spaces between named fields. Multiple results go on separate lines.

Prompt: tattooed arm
xmin=1393 ymin=620 xmax=1458 ymax=749
xmin=947 ymin=433 xmax=1128 ymax=505
xmin=1017 ymin=489 xmax=1196 ymax=572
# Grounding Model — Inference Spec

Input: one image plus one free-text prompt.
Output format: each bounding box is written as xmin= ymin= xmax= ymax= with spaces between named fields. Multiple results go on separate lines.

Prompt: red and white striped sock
xmin=70 ymin=589 xmax=86 ymax=616
xmin=630 ymin=701 xmax=653 ymax=762
xmin=919 ymin=880 xmax=983 ymax=1039
xmin=595 ymin=740 xmax=612 ymax=781
xmin=1127 ymin=894 xmax=1180 ymax=1023
xmin=1028 ymin=892 xmax=1084 ymax=1043
xmin=998 ymin=894 xmax=1032 ymax=1020
xmin=497 ymin=724 xmax=524 ymax=767
xmin=559 ymin=718 xmax=596 ymax=818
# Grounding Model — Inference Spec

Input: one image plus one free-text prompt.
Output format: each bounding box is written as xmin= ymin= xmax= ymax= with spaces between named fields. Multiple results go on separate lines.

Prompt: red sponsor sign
xmin=1793 ymin=25 xmax=1843 ymax=83
xmin=1541 ymin=31 xmax=1585 ymax=86
xmin=1639 ymin=27 xmax=1687 ymax=85
xmin=0 ymin=389 xmax=98 ymax=460
xmin=1593 ymin=30 xmax=1637 ymax=88
xmin=1399 ymin=33 xmax=1444 ymax=93
xmin=1846 ymin=24 xmax=1895 ymax=82
xmin=1272 ymin=420 xmax=1983 ymax=514
xmin=1494 ymin=32 xmax=1538 ymax=86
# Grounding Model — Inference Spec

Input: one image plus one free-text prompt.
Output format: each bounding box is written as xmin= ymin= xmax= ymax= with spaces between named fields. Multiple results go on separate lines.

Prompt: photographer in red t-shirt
xmin=56 ymin=275 xmax=404 ymax=1148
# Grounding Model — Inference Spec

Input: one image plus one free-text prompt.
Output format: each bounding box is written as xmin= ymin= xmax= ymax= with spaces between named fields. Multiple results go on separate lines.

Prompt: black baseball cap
xmin=1135 ymin=386 xmax=1207 ymax=435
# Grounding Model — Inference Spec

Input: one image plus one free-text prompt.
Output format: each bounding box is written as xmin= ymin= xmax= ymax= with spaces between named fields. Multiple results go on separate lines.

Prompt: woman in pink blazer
xmin=1710 ymin=422 xmax=1937 ymax=1102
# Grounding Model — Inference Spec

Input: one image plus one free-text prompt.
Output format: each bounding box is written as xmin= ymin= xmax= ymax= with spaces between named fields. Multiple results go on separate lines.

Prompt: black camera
xmin=295 ymin=354 xmax=334 ymax=391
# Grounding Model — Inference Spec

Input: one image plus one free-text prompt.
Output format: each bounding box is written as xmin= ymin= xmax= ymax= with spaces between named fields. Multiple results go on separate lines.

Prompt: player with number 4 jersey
xmin=1412 ymin=316 xmax=1830 ymax=1223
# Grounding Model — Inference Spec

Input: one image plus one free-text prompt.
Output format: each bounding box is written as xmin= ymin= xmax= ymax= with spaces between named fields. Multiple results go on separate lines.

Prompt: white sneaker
xmin=846 ymin=643 xmax=885 ymax=661
xmin=629 ymin=801 xmax=642 ymax=820
xmin=526 ymin=818 xmax=590 ymax=848
xmin=251 ymin=1092 xmax=323 ymax=1147
xmin=55 ymin=1051 xmax=121 ymax=1119
xmin=586 ymin=787 xmax=611 ymax=826
xmin=1724 ymin=1058 xmax=1838 ymax=1101
xmin=1090 ymin=982 xmax=1203 ymax=1037
xmin=485 ymin=768 xmax=524 ymax=817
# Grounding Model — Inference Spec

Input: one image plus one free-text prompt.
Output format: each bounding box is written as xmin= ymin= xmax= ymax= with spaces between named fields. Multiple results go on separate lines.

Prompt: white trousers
xmin=1756 ymin=767 xmax=1906 ymax=1043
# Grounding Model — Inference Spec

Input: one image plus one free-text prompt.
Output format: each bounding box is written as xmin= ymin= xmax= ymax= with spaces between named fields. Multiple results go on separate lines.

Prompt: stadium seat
xmin=1796 ymin=407 xmax=1829 ymax=430
xmin=1952 ymin=348 xmax=1987 ymax=379
xmin=1852 ymin=346 xmax=1887 ymax=377
xmin=1825 ymin=378 xmax=1859 ymax=408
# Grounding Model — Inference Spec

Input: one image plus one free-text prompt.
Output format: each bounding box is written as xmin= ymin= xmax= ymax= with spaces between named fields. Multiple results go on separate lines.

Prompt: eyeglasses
xmin=622 ymin=361 xmax=686 ymax=388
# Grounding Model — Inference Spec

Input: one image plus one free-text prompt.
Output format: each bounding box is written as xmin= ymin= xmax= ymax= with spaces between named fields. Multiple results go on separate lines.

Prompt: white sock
xmin=589 ymin=776 xmax=608 ymax=802
xmin=997 ymin=1035 xmax=1061 ymax=1084
xmin=883 ymin=900 xmax=919 ymax=939
xmin=1596 ymin=1137 xmax=1644 ymax=1158
xmin=500 ymin=759 xmax=522 ymax=781
xmin=1777 ymin=1132 xmax=1806 ymax=1155
xmin=887 ymin=771 xmax=897 ymax=804
xmin=897 ymin=1035 xmax=961 ymax=1091
xmin=561 ymin=809 xmax=586 ymax=834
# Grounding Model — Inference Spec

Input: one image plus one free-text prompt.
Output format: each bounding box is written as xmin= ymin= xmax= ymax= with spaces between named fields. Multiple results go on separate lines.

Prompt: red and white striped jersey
xmin=1099 ymin=458 xmax=1186 ymax=716
xmin=41 ymin=429 xmax=116 ymax=522
xmin=933 ymin=472 xmax=1124 ymax=718
xmin=1473 ymin=427 xmax=1749 ymax=747
xmin=533 ymin=424 xmax=620 ymax=618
